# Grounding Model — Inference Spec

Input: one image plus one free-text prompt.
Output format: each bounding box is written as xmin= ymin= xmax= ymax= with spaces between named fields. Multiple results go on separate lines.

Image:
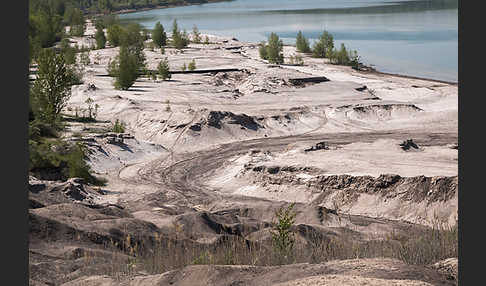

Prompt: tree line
xmin=29 ymin=0 xmax=229 ymax=16
xmin=259 ymin=31 xmax=361 ymax=68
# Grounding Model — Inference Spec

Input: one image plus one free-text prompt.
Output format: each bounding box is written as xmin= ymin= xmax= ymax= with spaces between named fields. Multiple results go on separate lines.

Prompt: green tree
xmin=30 ymin=49 xmax=75 ymax=125
xmin=152 ymin=21 xmax=167 ymax=48
xmin=271 ymin=203 xmax=297 ymax=265
xmin=107 ymin=24 xmax=123 ymax=47
xmin=30 ymin=9 xmax=63 ymax=48
xmin=258 ymin=41 xmax=268 ymax=60
xmin=349 ymin=49 xmax=361 ymax=69
xmin=95 ymin=25 xmax=106 ymax=49
xmin=182 ymin=29 xmax=190 ymax=47
xmin=171 ymin=19 xmax=188 ymax=49
xmin=66 ymin=7 xmax=85 ymax=36
xmin=98 ymin=0 xmax=113 ymax=12
xmin=192 ymin=25 xmax=201 ymax=43
xmin=295 ymin=31 xmax=310 ymax=53
xmin=157 ymin=57 xmax=171 ymax=80
xmin=123 ymin=23 xmax=147 ymax=72
xmin=120 ymin=23 xmax=145 ymax=47
xmin=329 ymin=43 xmax=351 ymax=65
xmin=265 ymin=32 xmax=284 ymax=64
xmin=110 ymin=45 xmax=139 ymax=90
xmin=112 ymin=119 xmax=126 ymax=133
xmin=59 ymin=38 xmax=76 ymax=65
xmin=312 ymin=30 xmax=334 ymax=58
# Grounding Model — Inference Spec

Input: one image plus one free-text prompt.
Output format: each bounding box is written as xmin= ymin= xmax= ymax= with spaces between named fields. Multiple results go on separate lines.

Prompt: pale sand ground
xmin=67 ymin=20 xmax=457 ymax=226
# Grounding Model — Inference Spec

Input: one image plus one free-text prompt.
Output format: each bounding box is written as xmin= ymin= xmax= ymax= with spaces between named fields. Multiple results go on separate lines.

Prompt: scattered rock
xmin=447 ymin=143 xmax=458 ymax=150
xmin=304 ymin=142 xmax=329 ymax=152
xmin=400 ymin=139 xmax=419 ymax=151
xmin=86 ymin=83 xmax=97 ymax=91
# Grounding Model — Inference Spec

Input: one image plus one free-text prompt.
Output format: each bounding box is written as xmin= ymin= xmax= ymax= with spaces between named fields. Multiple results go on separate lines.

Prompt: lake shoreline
xmin=113 ymin=1 xmax=457 ymax=85
xmin=360 ymin=68 xmax=458 ymax=85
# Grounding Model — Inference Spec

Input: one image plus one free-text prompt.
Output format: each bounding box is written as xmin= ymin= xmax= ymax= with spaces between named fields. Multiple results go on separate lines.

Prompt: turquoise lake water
xmin=119 ymin=0 xmax=458 ymax=82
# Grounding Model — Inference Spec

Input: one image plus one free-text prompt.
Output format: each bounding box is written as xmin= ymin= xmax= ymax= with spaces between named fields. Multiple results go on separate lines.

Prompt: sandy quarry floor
xmin=28 ymin=20 xmax=458 ymax=285
xmin=67 ymin=20 xmax=457 ymax=221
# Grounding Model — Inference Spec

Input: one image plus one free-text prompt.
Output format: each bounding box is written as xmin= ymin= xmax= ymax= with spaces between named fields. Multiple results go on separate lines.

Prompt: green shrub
xmin=188 ymin=59 xmax=196 ymax=71
xmin=259 ymin=33 xmax=284 ymax=64
xmin=110 ymin=45 xmax=140 ymax=90
xmin=107 ymin=24 xmax=123 ymax=47
xmin=60 ymin=38 xmax=77 ymax=65
xmin=95 ymin=26 xmax=106 ymax=49
xmin=112 ymin=119 xmax=126 ymax=133
xmin=312 ymin=31 xmax=334 ymax=58
xmin=29 ymin=140 xmax=105 ymax=186
xmin=31 ymin=48 xmax=76 ymax=125
xmin=258 ymin=41 xmax=268 ymax=60
xmin=270 ymin=203 xmax=296 ymax=265
xmin=295 ymin=31 xmax=311 ymax=53
xmin=329 ymin=43 xmax=357 ymax=66
xmin=349 ymin=50 xmax=361 ymax=69
xmin=152 ymin=21 xmax=167 ymax=48
xmin=65 ymin=144 xmax=91 ymax=180
xmin=192 ymin=25 xmax=201 ymax=43
xmin=157 ymin=58 xmax=171 ymax=80
xmin=289 ymin=54 xmax=304 ymax=66
xmin=171 ymin=19 xmax=189 ymax=49
xmin=30 ymin=9 xmax=63 ymax=48
xmin=65 ymin=7 xmax=85 ymax=36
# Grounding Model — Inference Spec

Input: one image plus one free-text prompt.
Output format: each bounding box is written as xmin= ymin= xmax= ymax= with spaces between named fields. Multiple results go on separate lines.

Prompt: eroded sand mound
xmin=236 ymin=165 xmax=458 ymax=227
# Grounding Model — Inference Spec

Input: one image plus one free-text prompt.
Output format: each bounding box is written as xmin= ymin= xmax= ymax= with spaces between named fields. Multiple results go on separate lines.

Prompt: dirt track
xmin=28 ymin=20 xmax=458 ymax=285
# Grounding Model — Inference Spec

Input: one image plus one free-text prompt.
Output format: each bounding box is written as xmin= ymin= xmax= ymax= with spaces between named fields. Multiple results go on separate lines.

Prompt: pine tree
xmin=295 ymin=31 xmax=310 ymax=53
xmin=95 ymin=25 xmax=106 ymax=49
xmin=107 ymin=24 xmax=123 ymax=47
xmin=266 ymin=32 xmax=284 ymax=64
xmin=152 ymin=21 xmax=167 ymax=48
xmin=258 ymin=41 xmax=268 ymax=60
xmin=157 ymin=57 xmax=171 ymax=80
xmin=112 ymin=45 xmax=139 ymax=90
xmin=192 ymin=25 xmax=201 ymax=43
xmin=171 ymin=19 xmax=188 ymax=49
xmin=312 ymin=31 xmax=334 ymax=58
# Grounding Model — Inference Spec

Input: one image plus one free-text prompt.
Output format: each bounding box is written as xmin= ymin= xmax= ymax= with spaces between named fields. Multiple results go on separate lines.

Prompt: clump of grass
xmin=288 ymin=54 xmax=304 ymax=66
xmin=79 ymin=215 xmax=457 ymax=279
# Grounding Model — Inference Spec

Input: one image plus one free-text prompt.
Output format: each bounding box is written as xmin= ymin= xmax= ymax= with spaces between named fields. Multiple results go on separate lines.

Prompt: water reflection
xmin=119 ymin=0 xmax=458 ymax=82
